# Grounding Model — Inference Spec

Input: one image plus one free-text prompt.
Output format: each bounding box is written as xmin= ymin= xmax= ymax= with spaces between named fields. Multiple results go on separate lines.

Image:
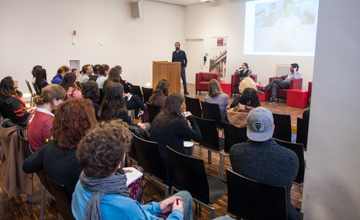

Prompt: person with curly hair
xmin=27 ymin=84 xmax=66 ymax=151
xmin=23 ymin=98 xmax=97 ymax=201
xmin=60 ymin=72 xmax=82 ymax=99
xmin=72 ymin=119 xmax=193 ymax=220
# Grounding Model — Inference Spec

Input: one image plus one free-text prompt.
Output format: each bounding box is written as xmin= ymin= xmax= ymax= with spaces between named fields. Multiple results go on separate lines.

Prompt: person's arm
xmin=7 ymin=97 xmax=30 ymax=121
xmin=183 ymin=51 xmax=188 ymax=68
xmin=172 ymin=51 xmax=175 ymax=62
xmin=175 ymin=116 xmax=202 ymax=142
xmin=22 ymin=146 xmax=45 ymax=173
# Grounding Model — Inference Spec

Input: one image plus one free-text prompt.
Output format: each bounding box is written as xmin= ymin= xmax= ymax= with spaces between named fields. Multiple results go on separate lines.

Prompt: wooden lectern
xmin=152 ymin=61 xmax=181 ymax=93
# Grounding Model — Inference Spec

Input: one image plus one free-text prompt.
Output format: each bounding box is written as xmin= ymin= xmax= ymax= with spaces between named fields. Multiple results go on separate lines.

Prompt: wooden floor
xmin=0 ymin=83 xmax=307 ymax=220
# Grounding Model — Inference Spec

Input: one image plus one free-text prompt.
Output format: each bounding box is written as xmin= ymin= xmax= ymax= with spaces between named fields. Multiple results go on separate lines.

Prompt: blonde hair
xmin=238 ymin=77 xmax=256 ymax=94
xmin=33 ymin=84 xmax=66 ymax=106
xmin=57 ymin=65 xmax=69 ymax=74
xmin=208 ymin=79 xmax=223 ymax=97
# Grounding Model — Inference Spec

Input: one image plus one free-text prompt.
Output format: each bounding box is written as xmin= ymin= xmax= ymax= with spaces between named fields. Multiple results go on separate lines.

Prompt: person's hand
xmin=277 ymin=75 xmax=282 ymax=79
xmin=27 ymin=107 xmax=37 ymax=113
xmin=237 ymin=104 xmax=245 ymax=110
xmin=172 ymin=199 xmax=184 ymax=213
xmin=160 ymin=196 xmax=183 ymax=214
xmin=137 ymin=122 xmax=146 ymax=130
xmin=125 ymin=93 xmax=131 ymax=98
xmin=125 ymin=80 xmax=128 ymax=84
xmin=182 ymin=111 xmax=192 ymax=118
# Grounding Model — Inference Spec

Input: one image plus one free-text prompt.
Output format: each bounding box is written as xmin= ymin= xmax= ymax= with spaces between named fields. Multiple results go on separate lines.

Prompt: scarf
xmin=80 ymin=171 xmax=130 ymax=220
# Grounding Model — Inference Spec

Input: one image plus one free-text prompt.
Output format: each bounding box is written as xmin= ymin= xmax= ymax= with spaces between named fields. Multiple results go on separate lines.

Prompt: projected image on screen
xmin=244 ymin=0 xmax=319 ymax=56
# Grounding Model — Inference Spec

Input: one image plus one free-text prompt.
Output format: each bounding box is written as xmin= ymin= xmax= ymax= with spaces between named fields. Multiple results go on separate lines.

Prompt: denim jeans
xmin=181 ymin=67 xmax=187 ymax=91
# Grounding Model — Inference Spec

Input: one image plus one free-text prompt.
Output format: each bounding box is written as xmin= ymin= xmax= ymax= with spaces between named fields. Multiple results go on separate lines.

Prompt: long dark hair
xmin=35 ymin=69 xmax=47 ymax=94
xmin=0 ymin=76 xmax=16 ymax=101
xmin=149 ymin=79 xmax=169 ymax=103
xmin=98 ymin=83 xmax=127 ymax=121
xmin=32 ymin=65 xmax=42 ymax=77
xmin=239 ymin=88 xmax=260 ymax=107
xmin=104 ymin=68 xmax=120 ymax=89
xmin=156 ymin=93 xmax=184 ymax=123
xmin=60 ymin=73 xmax=77 ymax=98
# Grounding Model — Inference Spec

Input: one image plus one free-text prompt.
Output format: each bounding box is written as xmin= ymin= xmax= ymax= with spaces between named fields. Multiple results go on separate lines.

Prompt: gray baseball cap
xmin=246 ymin=107 xmax=274 ymax=142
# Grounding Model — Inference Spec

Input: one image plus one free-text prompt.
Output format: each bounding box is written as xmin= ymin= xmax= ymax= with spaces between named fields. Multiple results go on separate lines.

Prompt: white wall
xmin=301 ymin=0 xmax=360 ymax=219
xmin=184 ymin=0 xmax=314 ymax=89
xmin=0 ymin=0 xmax=184 ymax=100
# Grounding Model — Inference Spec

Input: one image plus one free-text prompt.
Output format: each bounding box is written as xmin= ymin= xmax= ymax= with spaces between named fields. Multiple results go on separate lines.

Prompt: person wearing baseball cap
xmin=229 ymin=107 xmax=300 ymax=220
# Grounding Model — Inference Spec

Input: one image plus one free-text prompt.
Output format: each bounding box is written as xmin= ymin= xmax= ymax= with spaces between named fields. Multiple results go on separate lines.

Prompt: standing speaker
xmin=130 ymin=2 xmax=141 ymax=18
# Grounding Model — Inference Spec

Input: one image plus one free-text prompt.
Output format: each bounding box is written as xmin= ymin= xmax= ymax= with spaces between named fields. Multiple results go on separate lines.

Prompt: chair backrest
xmin=273 ymin=138 xmax=305 ymax=185
xmin=223 ymin=121 xmax=247 ymax=153
xmin=201 ymin=101 xmax=222 ymax=128
xmin=166 ymin=146 xmax=210 ymax=203
xmin=25 ymin=80 xmax=34 ymax=98
xmin=18 ymin=129 xmax=33 ymax=158
xmin=296 ymin=117 xmax=309 ymax=150
xmin=131 ymin=85 xmax=143 ymax=101
xmin=142 ymin=87 xmax=153 ymax=104
xmin=193 ymin=116 xmax=220 ymax=151
xmin=272 ymin=113 xmax=292 ymax=142
xmin=46 ymin=175 xmax=75 ymax=220
xmin=32 ymin=82 xmax=41 ymax=95
xmin=132 ymin=133 xmax=165 ymax=182
xmin=226 ymin=169 xmax=287 ymax=220
xmin=185 ymin=96 xmax=202 ymax=118
xmin=147 ymin=103 xmax=162 ymax=123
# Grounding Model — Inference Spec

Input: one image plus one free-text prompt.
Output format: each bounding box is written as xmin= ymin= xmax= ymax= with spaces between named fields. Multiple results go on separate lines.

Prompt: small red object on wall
xmin=217 ymin=38 xmax=223 ymax=46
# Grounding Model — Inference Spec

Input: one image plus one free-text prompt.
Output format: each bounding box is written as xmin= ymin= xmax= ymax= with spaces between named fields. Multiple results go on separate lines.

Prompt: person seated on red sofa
xmin=234 ymin=62 xmax=252 ymax=88
xmin=258 ymin=63 xmax=301 ymax=104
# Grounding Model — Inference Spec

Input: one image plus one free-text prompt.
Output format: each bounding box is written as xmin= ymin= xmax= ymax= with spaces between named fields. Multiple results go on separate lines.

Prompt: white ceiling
xmin=151 ymin=0 xmax=202 ymax=6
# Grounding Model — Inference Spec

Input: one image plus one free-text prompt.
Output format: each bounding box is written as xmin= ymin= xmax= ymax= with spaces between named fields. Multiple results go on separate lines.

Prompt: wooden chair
xmin=167 ymin=146 xmax=227 ymax=219
xmin=25 ymin=80 xmax=35 ymax=107
xmin=227 ymin=169 xmax=287 ymax=220
xmin=32 ymin=82 xmax=41 ymax=95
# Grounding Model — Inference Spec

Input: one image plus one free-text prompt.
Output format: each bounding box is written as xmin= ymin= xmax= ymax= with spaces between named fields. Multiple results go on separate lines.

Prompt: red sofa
xmin=195 ymin=72 xmax=221 ymax=94
xmin=268 ymin=77 xmax=303 ymax=99
xmin=230 ymin=74 xmax=258 ymax=97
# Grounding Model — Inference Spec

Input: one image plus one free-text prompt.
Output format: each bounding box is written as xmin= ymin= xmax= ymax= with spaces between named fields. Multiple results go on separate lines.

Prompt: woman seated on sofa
xmin=23 ymin=98 xmax=97 ymax=201
xmin=60 ymin=73 xmax=82 ymax=100
xmin=149 ymin=79 xmax=169 ymax=107
xmin=27 ymin=84 xmax=66 ymax=151
xmin=0 ymin=76 xmax=36 ymax=126
xmin=234 ymin=62 xmax=252 ymax=88
xmin=227 ymin=88 xmax=261 ymax=128
xmin=204 ymin=79 xmax=229 ymax=122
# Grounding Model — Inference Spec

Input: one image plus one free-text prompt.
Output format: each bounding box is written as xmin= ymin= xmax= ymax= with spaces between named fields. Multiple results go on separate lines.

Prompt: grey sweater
xmin=229 ymin=138 xmax=300 ymax=220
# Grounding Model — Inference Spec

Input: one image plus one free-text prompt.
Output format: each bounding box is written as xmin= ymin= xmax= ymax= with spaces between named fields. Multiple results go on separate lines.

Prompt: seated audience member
xmin=227 ymin=88 xmax=261 ymax=128
xmin=35 ymin=68 xmax=49 ymax=94
xmin=96 ymin=64 xmax=110 ymax=89
xmin=104 ymin=67 xmax=145 ymax=117
xmin=229 ymin=107 xmax=300 ymax=220
xmin=149 ymin=79 xmax=169 ymax=107
xmin=80 ymin=64 xmax=93 ymax=84
xmin=72 ymin=119 xmax=193 ymax=220
xmin=51 ymin=65 xmax=70 ymax=84
xmin=23 ymin=98 xmax=97 ymax=201
xmin=89 ymin=64 xmax=100 ymax=82
xmin=114 ymin=65 xmax=132 ymax=93
xmin=0 ymin=76 xmax=36 ymax=126
xmin=31 ymin=65 xmax=42 ymax=83
xmin=150 ymin=93 xmax=201 ymax=183
xmin=27 ymin=84 xmax=66 ymax=151
xmin=60 ymin=73 xmax=82 ymax=99
xmin=238 ymin=76 xmax=257 ymax=97
xmin=258 ymin=63 xmax=301 ymax=104
xmin=82 ymin=81 xmax=100 ymax=120
xmin=204 ymin=79 xmax=229 ymax=122
xmin=234 ymin=62 xmax=252 ymax=88
xmin=99 ymin=83 xmax=130 ymax=123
